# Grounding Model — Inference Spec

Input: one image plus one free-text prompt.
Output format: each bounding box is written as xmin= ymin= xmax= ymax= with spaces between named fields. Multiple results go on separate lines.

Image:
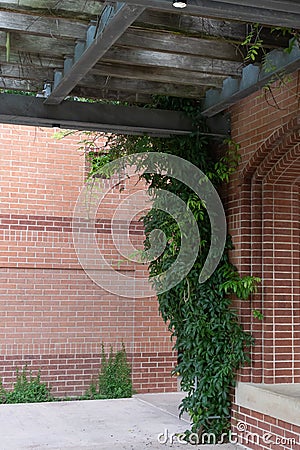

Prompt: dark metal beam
xmin=0 ymin=93 xmax=194 ymax=136
xmin=44 ymin=2 xmax=145 ymax=105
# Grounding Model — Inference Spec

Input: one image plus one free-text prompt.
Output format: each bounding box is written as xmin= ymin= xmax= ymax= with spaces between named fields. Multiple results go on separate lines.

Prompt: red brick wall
xmin=233 ymin=406 xmax=300 ymax=450
xmin=227 ymin=71 xmax=300 ymax=448
xmin=0 ymin=124 xmax=177 ymax=396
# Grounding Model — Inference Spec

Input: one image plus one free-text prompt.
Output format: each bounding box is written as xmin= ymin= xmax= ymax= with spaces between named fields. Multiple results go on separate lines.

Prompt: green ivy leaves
xmin=85 ymin=96 xmax=259 ymax=439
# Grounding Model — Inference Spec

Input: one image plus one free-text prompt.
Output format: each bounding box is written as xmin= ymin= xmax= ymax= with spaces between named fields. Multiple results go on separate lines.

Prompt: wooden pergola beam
xmin=117 ymin=28 xmax=242 ymax=61
xmin=0 ymin=10 xmax=87 ymax=39
xmin=0 ymin=0 xmax=102 ymax=21
xmin=0 ymin=27 xmax=243 ymax=62
xmin=0 ymin=62 xmax=204 ymax=97
xmin=44 ymin=2 xmax=145 ymax=105
xmin=80 ymin=74 xmax=206 ymax=98
xmin=195 ymin=0 xmax=300 ymax=14
xmin=93 ymin=62 xmax=225 ymax=87
xmin=102 ymin=47 xmax=243 ymax=77
xmin=0 ymin=57 xmax=225 ymax=91
xmin=1 ymin=2 xmax=299 ymax=40
xmin=137 ymin=11 xmax=289 ymax=48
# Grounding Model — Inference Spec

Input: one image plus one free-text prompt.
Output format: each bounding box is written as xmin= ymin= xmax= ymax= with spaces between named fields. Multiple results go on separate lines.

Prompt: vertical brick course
xmin=227 ymin=70 xmax=300 ymax=448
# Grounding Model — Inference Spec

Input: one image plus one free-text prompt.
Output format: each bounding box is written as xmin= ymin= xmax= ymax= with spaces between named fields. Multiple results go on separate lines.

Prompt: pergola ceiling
xmin=0 ymin=0 xmax=299 ymax=134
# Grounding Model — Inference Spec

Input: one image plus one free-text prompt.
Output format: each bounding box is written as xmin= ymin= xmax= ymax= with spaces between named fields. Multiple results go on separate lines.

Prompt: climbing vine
xmin=241 ymin=24 xmax=299 ymax=64
xmin=240 ymin=24 xmax=300 ymax=108
xmin=81 ymin=96 xmax=260 ymax=439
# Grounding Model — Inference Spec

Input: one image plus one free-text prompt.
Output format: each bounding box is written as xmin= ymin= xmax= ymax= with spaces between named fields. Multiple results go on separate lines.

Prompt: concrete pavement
xmin=0 ymin=393 xmax=238 ymax=449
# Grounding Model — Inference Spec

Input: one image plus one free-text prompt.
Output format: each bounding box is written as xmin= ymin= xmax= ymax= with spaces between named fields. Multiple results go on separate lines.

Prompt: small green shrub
xmin=84 ymin=344 xmax=133 ymax=400
xmin=0 ymin=366 xmax=54 ymax=404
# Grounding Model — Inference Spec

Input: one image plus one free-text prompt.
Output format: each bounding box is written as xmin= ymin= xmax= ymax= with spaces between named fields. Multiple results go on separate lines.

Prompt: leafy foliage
xmin=84 ymin=344 xmax=133 ymax=400
xmin=0 ymin=89 xmax=36 ymax=96
xmin=86 ymin=96 xmax=259 ymax=438
xmin=0 ymin=367 xmax=53 ymax=404
xmin=241 ymin=23 xmax=299 ymax=65
xmin=240 ymin=24 xmax=300 ymax=108
xmin=241 ymin=23 xmax=264 ymax=62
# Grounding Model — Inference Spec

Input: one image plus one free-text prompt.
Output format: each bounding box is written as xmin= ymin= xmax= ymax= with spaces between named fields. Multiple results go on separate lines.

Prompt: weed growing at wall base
xmin=0 ymin=366 xmax=54 ymax=403
xmin=0 ymin=347 xmax=133 ymax=404
xmin=83 ymin=344 xmax=133 ymax=400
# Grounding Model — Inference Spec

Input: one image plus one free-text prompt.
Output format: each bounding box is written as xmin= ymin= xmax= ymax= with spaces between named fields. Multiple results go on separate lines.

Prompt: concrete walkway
xmin=0 ymin=393 xmax=238 ymax=449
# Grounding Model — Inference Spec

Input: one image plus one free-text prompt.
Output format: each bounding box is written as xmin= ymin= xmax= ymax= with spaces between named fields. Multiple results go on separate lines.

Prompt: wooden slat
xmin=0 ymin=51 xmax=63 ymax=69
xmin=197 ymin=0 xmax=300 ymax=14
xmin=0 ymin=0 xmax=102 ymax=21
xmin=136 ymin=11 xmax=248 ymax=41
xmin=0 ymin=0 xmax=297 ymax=108
xmin=80 ymin=74 xmax=206 ymax=98
xmin=0 ymin=29 xmax=241 ymax=66
xmin=0 ymin=63 xmax=205 ymax=98
xmin=0 ymin=31 xmax=74 ymax=56
xmin=0 ymin=52 xmax=224 ymax=89
xmin=0 ymin=10 xmax=289 ymax=50
xmin=118 ymin=28 xmax=242 ymax=61
xmin=102 ymin=47 xmax=243 ymax=76
xmin=93 ymin=61 xmax=224 ymax=87
xmin=136 ymin=11 xmax=289 ymax=48
xmin=122 ymin=0 xmax=300 ymax=28
xmin=45 ymin=3 xmax=145 ymax=105
xmin=0 ymin=77 xmax=40 ymax=91
xmin=0 ymin=62 xmax=53 ymax=80
xmin=0 ymin=48 xmax=226 ymax=91
xmin=0 ymin=10 xmax=87 ymax=39
xmin=2 ymin=0 xmax=299 ymax=19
